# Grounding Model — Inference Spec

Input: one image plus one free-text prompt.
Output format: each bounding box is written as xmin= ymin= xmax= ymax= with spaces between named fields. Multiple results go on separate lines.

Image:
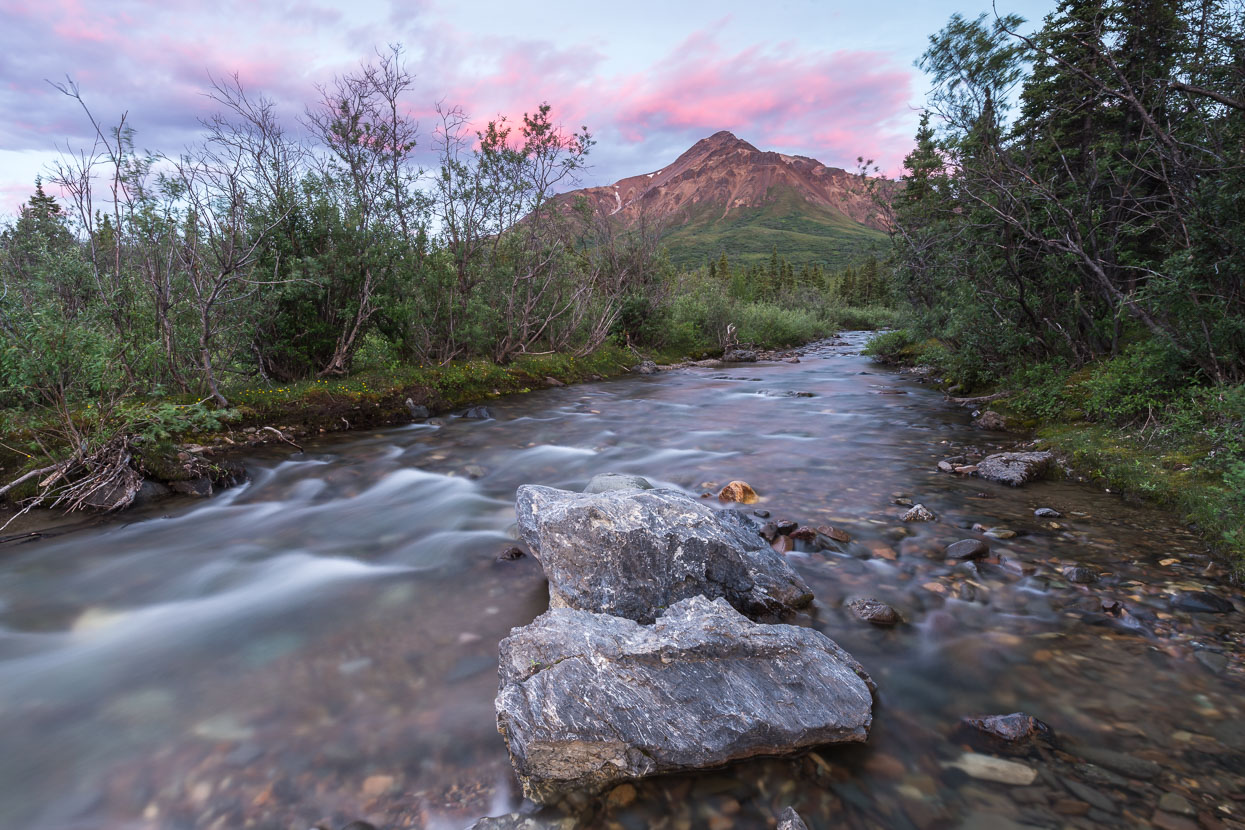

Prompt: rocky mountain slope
xmin=562 ymin=131 xmax=892 ymax=268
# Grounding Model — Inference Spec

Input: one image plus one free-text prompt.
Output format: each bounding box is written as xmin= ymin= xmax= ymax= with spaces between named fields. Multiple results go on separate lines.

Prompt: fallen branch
xmin=0 ymin=463 xmax=66 ymax=498
xmin=947 ymin=391 xmax=1012 ymax=407
xmin=260 ymin=426 xmax=303 ymax=451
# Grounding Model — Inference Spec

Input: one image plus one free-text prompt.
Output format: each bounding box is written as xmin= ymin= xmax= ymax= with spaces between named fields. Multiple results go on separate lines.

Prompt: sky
xmin=0 ymin=0 xmax=1059 ymax=214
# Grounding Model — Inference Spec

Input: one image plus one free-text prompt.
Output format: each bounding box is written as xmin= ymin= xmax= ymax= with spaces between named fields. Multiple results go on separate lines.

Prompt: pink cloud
xmin=0 ymin=0 xmax=917 ymax=192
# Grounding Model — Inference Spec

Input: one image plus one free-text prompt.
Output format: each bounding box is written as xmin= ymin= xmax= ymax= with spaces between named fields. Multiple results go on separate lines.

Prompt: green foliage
xmin=660 ymin=190 xmax=888 ymax=270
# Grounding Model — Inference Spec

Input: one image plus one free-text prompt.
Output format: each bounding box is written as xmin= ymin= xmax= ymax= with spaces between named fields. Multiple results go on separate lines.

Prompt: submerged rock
xmin=515 ymin=485 xmax=813 ymax=622
xmin=946 ymin=539 xmax=989 ymax=561
xmin=462 ymin=405 xmax=495 ymax=420
xmin=847 ymin=598 xmax=902 ymax=626
xmin=901 ymin=504 xmax=936 ymax=522
xmin=944 ymin=752 xmax=1038 ymax=785
xmin=958 ymin=713 xmax=1052 ymax=747
xmin=975 ymin=451 xmax=1053 ymax=486
xmin=583 ymin=473 xmax=653 ymax=494
xmin=495 ymin=596 xmax=875 ymax=803
xmin=1063 ymin=565 xmax=1099 ymax=584
xmin=777 ymin=807 xmax=810 ymax=830
xmin=1034 ymin=507 xmax=1062 ymax=518
xmin=467 ymin=815 xmax=575 ymax=830
xmin=1170 ymin=591 xmax=1235 ymax=614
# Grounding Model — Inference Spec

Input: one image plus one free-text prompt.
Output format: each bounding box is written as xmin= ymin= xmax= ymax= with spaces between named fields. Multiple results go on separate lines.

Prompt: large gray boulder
xmin=582 ymin=472 xmax=653 ymax=494
xmin=496 ymin=596 xmax=875 ymax=803
xmin=975 ymin=451 xmax=1054 ymax=486
xmin=515 ymin=485 xmax=813 ymax=623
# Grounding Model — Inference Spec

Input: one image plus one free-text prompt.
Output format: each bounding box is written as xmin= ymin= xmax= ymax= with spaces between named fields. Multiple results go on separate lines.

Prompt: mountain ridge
xmin=561 ymin=130 xmax=891 ymax=268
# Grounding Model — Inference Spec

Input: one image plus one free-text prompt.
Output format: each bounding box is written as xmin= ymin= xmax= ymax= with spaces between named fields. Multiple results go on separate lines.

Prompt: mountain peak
xmin=555 ymin=132 xmax=891 ymax=267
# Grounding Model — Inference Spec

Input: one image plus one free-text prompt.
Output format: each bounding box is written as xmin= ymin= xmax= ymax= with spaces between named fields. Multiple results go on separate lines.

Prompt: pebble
xmin=1074 ymin=747 xmax=1160 ymax=780
xmin=958 ymin=712 xmax=1051 ymax=745
xmin=1171 ymin=591 xmax=1235 ymax=614
xmin=847 ymin=598 xmax=902 ymax=626
xmin=606 ymin=783 xmax=637 ymax=809
xmin=1194 ymin=650 xmax=1227 ymax=674
xmin=1062 ymin=777 xmax=1116 ymax=813
xmin=1152 ymin=812 xmax=1201 ymax=830
xmin=718 ymin=480 xmax=759 ymax=504
xmin=1063 ymin=566 xmax=1099 ymax=584
xmin=771 ymin=535 xmax=794 ymax=554
xmin=984 ymin=527 xmax=1017 ymax=539
xmin=944 ymin=753 xmax=1038 ymax=785
xmin=362 ymin=775 xmax=394 ymax=797
xmin=946 ymin=539 xmax=989 ymax=561
xmin=816 ymin=525 xmax=851 ymax=543
xmin=1158 ymin=792 xmax=1196 ymax=816
xmin=902 ymin=504 xmax=936 ymax=522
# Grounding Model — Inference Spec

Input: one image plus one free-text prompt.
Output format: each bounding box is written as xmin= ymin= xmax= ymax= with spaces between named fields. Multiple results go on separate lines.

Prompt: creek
xmin=0 ymin=332 xmax=1241 ymax=829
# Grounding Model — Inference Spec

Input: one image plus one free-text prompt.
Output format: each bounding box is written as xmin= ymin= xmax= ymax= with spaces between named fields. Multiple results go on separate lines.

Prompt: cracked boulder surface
xmin=495 ymin=596 xmax=875 ymax=803
xmin=515 ymin=485 xmax=813 ymax=623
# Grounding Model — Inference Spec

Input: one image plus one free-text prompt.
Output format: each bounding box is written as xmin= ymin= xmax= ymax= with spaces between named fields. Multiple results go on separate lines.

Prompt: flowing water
xmin=1 ymin=333 xmax=1241 ymax=830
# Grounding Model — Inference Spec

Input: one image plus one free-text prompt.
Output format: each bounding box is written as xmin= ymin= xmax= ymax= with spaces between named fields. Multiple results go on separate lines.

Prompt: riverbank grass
xmin=867 ymin=330 xmax=1245 ymax=577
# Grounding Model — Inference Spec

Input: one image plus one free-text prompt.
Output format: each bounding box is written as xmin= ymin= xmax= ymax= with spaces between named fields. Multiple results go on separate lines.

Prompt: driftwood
xmin=259 ymin=426 xmax=303 ymax=451
xmin=0 ymin=435 xmax=144 ymax=531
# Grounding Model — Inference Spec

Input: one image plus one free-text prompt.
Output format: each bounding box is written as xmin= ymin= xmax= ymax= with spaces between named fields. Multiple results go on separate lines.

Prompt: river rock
xmin=1170 ymin=591 xmax=1235 ymax=613
xmin=817 ymin=525 xmax=851 ymax=543
xmin=944 ymin=753 xmax=1038 ymax=785
xmin=946 ymin=539 xmax=989 ymax=561
xmin=515 ymin=485 xmax=813 ymax=623
xmin=467 ymin=815 xmax=576 ymax=830
xmin=958 ymin=713 xmax=1052 ymax=746
xmin=462 ymin=405 xmax=495 ymax=420
xmin=633 ymin=360 xmax=659 ymax=375
xmin=777 ymin=807 xmax=810 ymax=830
xmin=972 ymin=410 xmax=1007 ymax=430
xmin=405 ymin=398 xmax=430 ymax=419
xmin=902 ymin=504 xmax=936 ymax=522
xmin=1062 ymin=565 xmax=1098 ymax=584
xmin=975 ymin=452 xmax=1053 ymax=486
xmin=1034 ymin=507 xmax=1062 ymax=518
xmin=723 ymin=348 xmax=758 ymax=362
xmin=718 ymin=480 xmax=759 ymax=504
xmin=847 ymin=598 xmax=902 ymax=626
xmin=495 ymin=596 xmax=875 ymax=803
xmin=583 ymin=473 xmax=653 ymax=494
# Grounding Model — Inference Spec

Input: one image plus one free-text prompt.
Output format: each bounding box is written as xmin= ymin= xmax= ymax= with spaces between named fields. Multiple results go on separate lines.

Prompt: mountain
xmin=563 ymin=131 xmax=891 ymax=269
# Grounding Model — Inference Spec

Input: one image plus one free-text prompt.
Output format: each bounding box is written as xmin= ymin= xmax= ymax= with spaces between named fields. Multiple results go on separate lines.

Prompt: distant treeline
xmin=704 ymin=249 xmax=892 ymax=308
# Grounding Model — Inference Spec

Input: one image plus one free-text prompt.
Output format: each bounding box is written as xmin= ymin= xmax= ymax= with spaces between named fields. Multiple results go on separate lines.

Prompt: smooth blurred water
xmin=0 ymin=333 xmax=1240 ymax=829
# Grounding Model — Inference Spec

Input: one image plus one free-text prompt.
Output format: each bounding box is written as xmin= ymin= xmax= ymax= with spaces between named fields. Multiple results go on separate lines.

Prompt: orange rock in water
xmin=718 ymin=480 xmax=759 ymax=504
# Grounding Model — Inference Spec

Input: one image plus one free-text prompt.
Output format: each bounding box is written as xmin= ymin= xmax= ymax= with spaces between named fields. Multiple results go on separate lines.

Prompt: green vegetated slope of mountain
xmin=659 ymin=187 xmax=888 ymax=269
xmin=561 ymin=130 xmax=892 ymax=269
